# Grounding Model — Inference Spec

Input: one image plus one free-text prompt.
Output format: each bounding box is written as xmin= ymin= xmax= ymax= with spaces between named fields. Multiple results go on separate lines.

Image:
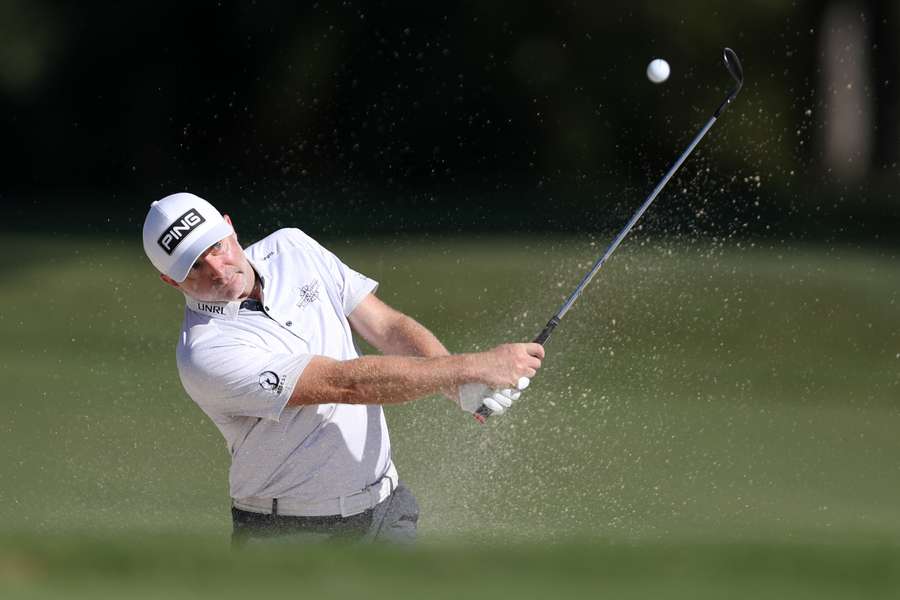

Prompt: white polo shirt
xmin=175 ymin=228 xmax=393 ymax=502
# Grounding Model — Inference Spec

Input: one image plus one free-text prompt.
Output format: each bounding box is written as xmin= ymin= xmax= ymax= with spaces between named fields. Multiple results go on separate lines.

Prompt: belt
xmin=232 ymin=463 xmax=398 ymax=518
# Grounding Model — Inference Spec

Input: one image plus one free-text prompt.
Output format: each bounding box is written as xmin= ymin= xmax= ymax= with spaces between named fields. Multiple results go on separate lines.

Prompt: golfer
xmin=142 ymin=192 xmax=543 ymax=544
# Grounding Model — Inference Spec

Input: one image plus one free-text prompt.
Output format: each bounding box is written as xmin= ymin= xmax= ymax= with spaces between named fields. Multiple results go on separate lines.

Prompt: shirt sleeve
xmin=177 ymin=328 xmax=312 ymax=422
xmin=290 ymin=229 xmax=378 ymax=316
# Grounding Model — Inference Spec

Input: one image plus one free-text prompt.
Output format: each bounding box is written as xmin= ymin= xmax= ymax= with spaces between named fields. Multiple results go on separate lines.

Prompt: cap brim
xmin=167 ymin=222 xmax=235 ymax=282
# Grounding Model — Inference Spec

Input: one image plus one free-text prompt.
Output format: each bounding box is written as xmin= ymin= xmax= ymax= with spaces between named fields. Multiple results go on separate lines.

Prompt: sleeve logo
xmin=258 ymin=371 xmax=284 ymax=394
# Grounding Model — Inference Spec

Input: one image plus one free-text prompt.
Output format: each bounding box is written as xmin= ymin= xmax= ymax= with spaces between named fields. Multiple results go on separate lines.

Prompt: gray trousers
xmin=231 ymin=482 xmax=419 ymax=546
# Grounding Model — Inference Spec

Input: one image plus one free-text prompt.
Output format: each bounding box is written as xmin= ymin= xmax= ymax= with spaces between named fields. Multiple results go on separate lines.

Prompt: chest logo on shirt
xmin=258 ymin=371 xmax=284 ymax=394
xmin=297 ymin=279 xmax=321 ymax=309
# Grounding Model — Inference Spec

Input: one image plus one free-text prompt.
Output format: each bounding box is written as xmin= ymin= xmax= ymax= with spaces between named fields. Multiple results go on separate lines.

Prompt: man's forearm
xmin=348 ymin=295 xmax=450 ymax=359
xmin=375 ymin=313 xmax=449 ymax=358
xmin=288 ymin=353 xmax=477 ymax=407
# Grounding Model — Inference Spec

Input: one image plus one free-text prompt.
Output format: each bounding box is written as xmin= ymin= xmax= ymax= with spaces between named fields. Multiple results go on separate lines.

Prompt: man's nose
xmin=202 ymin=255 xmax=228 ymax=280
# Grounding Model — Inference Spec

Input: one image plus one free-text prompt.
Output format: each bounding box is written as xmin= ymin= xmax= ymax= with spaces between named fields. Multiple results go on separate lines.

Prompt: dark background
xmin=2 ymin=0 xmax=898 ymax=240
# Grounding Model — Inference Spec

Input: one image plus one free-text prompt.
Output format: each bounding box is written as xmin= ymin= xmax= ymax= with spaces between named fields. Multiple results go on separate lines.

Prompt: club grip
xmin=533 ymin=317 xmax=560 ymax=345
xmin=472 ymin=317 xmax=559 ymax=423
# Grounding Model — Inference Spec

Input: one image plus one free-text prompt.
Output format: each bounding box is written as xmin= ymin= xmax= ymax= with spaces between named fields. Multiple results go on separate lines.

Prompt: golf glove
xmin=457 ymin=377 xmax=530 ymax=416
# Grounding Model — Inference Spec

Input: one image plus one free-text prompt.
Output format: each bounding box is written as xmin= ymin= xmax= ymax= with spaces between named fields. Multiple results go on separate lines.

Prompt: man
xmin=142 ymin=192 xmax=544 ymax=544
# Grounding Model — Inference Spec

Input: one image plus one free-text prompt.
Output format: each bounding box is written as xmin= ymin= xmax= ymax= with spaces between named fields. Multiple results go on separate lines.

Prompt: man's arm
xmin=287 ymin=345 xmax=542 ymax=407
xmin=347 ymin=293 xmax=449 ymax=358
xmin=347 ymin=292 xmax=454 ymax=401
xmin=286 ymin=293 xmax=543 ymax=408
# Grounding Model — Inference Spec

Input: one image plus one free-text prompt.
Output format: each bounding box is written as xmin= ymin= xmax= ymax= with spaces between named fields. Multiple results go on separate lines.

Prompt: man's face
xmin=160 ymin=215 xmax=256 ymax=302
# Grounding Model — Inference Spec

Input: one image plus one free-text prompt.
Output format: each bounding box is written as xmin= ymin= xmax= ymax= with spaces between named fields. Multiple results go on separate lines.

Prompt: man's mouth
xmin=214 ymin=272 xmax=237 ymax=289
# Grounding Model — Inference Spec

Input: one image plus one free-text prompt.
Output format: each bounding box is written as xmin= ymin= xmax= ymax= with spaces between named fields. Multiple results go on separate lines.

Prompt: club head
xmin=723 ymin=47 xmax=743 ymax=89
xmin=714 ymin=47 xmax=744 ymax=117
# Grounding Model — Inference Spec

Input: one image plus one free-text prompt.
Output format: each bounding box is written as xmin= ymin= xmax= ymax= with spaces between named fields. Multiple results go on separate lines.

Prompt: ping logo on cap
xmin=157 ymin=209 xmax=206 ymax=255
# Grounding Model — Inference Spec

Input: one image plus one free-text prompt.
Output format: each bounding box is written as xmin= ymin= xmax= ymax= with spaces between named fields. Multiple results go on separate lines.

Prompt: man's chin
xmin=215 ymin=290 xmax=243 ymax=303
xmin=195 ymin=289 xmax=242 ymax=303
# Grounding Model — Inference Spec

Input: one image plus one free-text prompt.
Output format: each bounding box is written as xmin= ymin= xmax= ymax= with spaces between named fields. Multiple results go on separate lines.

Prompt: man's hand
xmin=453 ymin=342 xmax=542 ymax=417
xmin=457 ymin=377 xmax=530 ymax=416
xmin=473 ymin=343 xmax=544 ymax=390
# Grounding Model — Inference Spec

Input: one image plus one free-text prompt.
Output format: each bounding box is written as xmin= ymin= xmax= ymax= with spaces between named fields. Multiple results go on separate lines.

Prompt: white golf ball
xmin=646 ymin=58 xmax=670 ymax=84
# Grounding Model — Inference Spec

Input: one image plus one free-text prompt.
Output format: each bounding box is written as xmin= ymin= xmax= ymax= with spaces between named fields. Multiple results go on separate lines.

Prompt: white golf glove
xmin=457 ymin=377 xmax=530 ymax=416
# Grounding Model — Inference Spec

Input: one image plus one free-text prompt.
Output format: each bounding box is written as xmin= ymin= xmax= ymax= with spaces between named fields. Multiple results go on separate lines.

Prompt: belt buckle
xmin=339 ymin=488 xmax=369 ymax=518
xmin=338 ymin=474 xmax=396 ymax=518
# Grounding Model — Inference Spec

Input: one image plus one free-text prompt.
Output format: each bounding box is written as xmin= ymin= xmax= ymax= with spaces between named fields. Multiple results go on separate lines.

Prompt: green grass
xmin=2 ymin=534 xmax=900 ymax=599
xmin=1 ymin=233 xmax=899 ymax=595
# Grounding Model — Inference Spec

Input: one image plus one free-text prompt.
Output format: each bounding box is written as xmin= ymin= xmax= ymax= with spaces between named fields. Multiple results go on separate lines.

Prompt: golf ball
xmin=646 ymin=58 xmax=670 ymax=84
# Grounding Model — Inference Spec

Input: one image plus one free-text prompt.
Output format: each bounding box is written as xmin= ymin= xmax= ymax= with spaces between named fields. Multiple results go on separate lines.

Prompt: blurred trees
xmin=1 ymin=1 xmax=897 ymax=236
xmin=818 ymin=0 xmax=899 ymax=180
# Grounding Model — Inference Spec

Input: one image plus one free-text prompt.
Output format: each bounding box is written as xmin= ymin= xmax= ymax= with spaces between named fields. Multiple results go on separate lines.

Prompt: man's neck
xmin=248 ymin=271 xmax=263 ymax=302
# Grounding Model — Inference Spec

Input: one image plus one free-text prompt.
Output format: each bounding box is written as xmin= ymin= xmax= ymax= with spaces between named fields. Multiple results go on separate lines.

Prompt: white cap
xmin=142 ymin=192 xmax=234 ymax=282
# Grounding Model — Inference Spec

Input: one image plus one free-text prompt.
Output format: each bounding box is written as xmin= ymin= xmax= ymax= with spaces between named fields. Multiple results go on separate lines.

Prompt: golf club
xmin=474 ymin=47 xmax=744 ymax=423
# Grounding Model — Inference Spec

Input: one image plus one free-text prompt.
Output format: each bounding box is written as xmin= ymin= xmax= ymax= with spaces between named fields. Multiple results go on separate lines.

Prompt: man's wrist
xmin=455 ymin=353 xmax=482 ymax=385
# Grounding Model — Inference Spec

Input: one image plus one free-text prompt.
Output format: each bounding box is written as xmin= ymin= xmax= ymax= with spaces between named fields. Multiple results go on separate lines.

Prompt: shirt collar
xmin=184 ymin=258 xmax=271 ymax=320
xmin=184 ymin=295 xmax=242 ymax=319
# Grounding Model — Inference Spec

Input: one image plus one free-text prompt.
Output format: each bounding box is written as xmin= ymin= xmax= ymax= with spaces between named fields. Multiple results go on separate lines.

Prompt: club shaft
xmin=474 ymin=46 xmax=743 ymax=423
xmin=473 ymin=116 xmax=718 ymax=425
xmin=555 ymin=114 xmax=718 ymax=321
xmin=475 ymin=116 xmax=719 ymax=423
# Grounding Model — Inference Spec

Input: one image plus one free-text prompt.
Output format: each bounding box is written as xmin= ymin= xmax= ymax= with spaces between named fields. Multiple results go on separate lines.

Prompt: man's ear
xmin=160 ymin=274 xmax=181 ymax=290
xmin=223 ymin=213 xmax=238 ymax=244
